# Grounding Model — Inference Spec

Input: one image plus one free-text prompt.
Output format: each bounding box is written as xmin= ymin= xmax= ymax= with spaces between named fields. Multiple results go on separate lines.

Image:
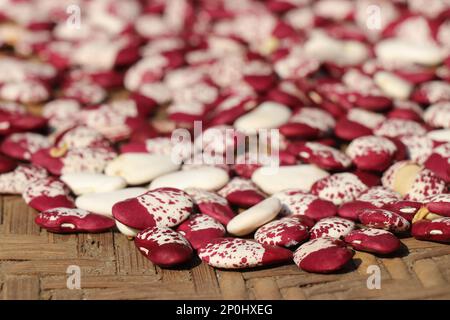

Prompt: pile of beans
xmin=0 ymin=0 xmax=449 ymax=273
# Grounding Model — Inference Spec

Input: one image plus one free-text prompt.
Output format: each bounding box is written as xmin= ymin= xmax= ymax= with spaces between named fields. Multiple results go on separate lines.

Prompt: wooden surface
xmin=1 ymin=195 xmax=450 ymax=300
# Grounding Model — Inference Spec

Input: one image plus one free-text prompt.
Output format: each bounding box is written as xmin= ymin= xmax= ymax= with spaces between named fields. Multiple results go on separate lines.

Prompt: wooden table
xmin=1 ymin=195 xmax=450 ymax=300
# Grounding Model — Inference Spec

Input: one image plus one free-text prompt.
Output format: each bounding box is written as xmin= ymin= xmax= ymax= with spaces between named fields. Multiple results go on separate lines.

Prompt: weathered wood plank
xmin=280 ymin=286 xmax=307 ymax=300
xmin=0 ymin=194 xmax=4 ymax=226
xmin=0 ymin=235 xmax=77 ymax=260
xmin=1 ymin=196 xmax=40 ymax=235
xmin=3 ymin=276 xmax=40 ymax=299
xmin=401 ymin=238 xmax=449 ymax=250
xmin=82 ymin=281 xmax=197 ymax=300
xmin=217 ymin=271 xmax=247 ymax=300
xmin=241 ymin=264 xmax=300 ymax=279
xmin=157 ymin=266 xmax=192 ymax=283
xmin=381 ymin=258 xmax=411 ymax=280
xmin=0 ymin=259 xmax=114 ymax=276
xmin=41 ymin=289 xmax=84 ymax=300
xmin=0 ymin=194 xmax=450 ymax=300
xmin=113 ymin=232 xmax=156 ymax=275
xmin=414 ymin=259 xmax=448 ymax=288
xmin=41 ymin=275 xmax=163 ymax=290
xmin=191 ymin=259 xmax=221 ymax=296
xmin=248 ymin=277 xmax=282 ymax=300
